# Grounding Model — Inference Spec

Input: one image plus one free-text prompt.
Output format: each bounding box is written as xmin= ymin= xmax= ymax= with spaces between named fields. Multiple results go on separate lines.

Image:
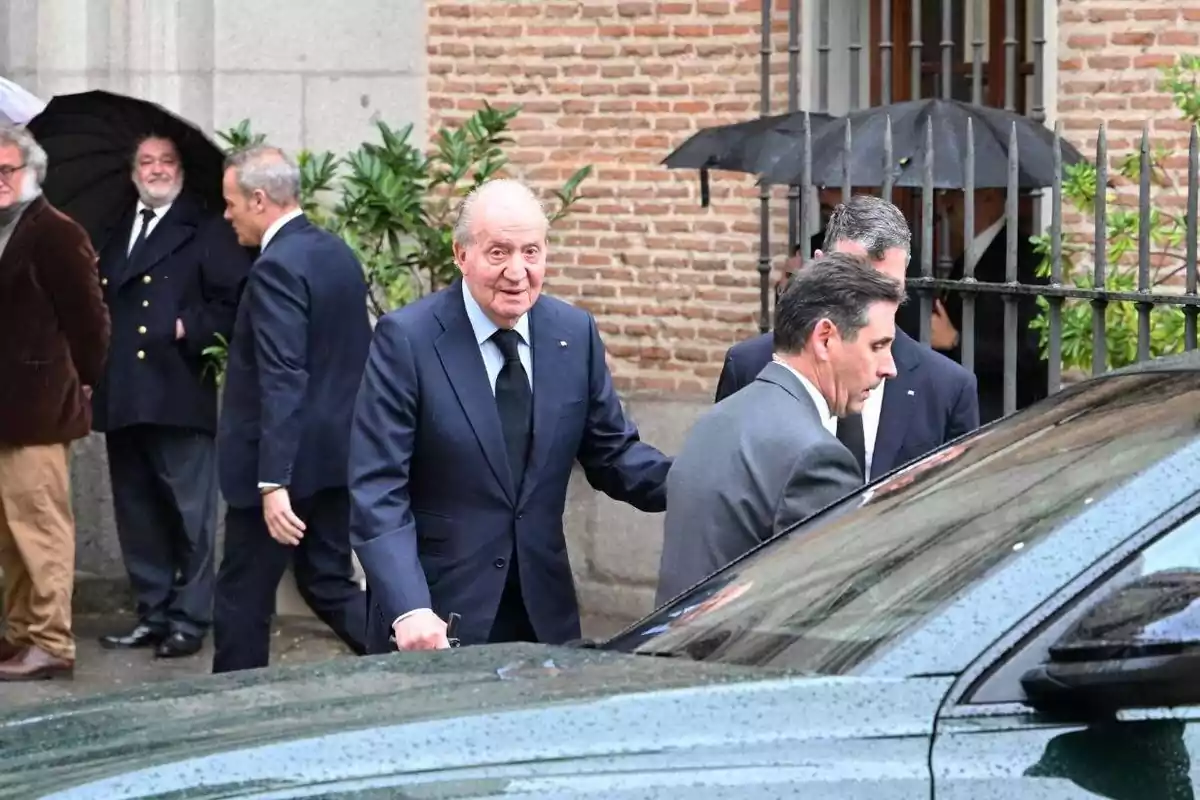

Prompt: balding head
xmin=453 ymin=178 xmax=549 ymax=328
xmin=221 ymin=144 xmax=302 ymax=246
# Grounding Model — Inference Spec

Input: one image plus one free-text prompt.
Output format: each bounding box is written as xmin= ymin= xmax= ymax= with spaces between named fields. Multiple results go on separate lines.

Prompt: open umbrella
xmin=663 ymin=110 xmax=836 ymax=205
xmin=26 ymin=90 xmax=225 ymax=251
xmin=759 ymin=98 xmax=1087 ymax=190
xmin=0 ymin=76 xmax=46 ymax=125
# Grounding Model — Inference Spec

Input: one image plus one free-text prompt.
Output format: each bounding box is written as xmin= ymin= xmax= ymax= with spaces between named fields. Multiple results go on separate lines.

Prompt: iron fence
xmin=757 ymin=0 xmax=1200 ymax=420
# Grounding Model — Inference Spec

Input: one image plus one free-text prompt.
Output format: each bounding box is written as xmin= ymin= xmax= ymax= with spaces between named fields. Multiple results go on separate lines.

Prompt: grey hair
xmin=822 ymin=194 xmax=911 ymax=261
xmin=774 ymin=250 xmax=905 ymax=354
xmin=0 ymin=124 xmax=49 ymax=184
xmin=453 ymin=178 xmax=547 ymax=248
xmin=224 ymin=144 xmax=300 ymax=206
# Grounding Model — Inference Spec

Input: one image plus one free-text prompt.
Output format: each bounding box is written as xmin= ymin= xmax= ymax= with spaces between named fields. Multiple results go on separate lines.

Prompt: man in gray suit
xmin=656 ymin=251 xmax=904 ymax=604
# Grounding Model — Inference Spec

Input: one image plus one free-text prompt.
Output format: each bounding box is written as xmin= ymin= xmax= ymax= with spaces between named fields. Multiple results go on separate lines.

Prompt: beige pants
xmin=0 ymin=443 xmax=75 ymax=660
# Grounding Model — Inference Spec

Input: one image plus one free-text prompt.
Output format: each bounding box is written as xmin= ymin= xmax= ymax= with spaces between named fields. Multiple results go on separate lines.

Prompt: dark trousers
xmin=212 ymin=487 xmax=368 ymax=673
xmin=105 ymin=425 xmax=217 ymax=638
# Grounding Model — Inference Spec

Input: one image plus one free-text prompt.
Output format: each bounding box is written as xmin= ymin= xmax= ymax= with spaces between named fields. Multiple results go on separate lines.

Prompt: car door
xmin=930 ymin=507 xmax=1200 ymax=799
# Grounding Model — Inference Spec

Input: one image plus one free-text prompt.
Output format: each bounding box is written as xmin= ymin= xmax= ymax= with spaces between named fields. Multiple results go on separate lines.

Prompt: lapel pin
xmin=559 ymin=340 xmax=567 ymax=347
xmin=907 ymin=389 xmax=915 ymax=396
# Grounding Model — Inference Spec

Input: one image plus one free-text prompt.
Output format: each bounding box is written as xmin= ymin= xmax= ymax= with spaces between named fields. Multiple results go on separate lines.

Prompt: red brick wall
xmin=426 ymin=0 xmax=795 ymax=395
xmin=1057 ymin=2 xmax=1200 ymax=242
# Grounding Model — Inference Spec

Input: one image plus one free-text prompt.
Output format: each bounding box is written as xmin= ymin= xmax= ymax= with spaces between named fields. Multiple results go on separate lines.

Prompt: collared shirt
xmin=772 ymin=355 xmax=836 ymax=435
xmin=126 ymin=200 xmax=171 ymax=254
xmin=261 ymin=208 xmax=305 ymax=251
xmin=861 ymin=380 xmax=886 ymax=480
xmin=461 ymin=279 xmax=532 ymax=393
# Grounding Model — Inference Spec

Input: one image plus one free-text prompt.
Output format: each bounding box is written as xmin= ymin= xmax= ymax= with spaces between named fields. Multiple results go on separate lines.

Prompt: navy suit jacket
xmin=217 ymin=215 xmax=372 ymax=509
xmin=714 ymin=328 xmax=979 ymax=478
xmin=349 ymin=280 xmax=671 ymax=649
xmin=93 ymin=192 xmax=251 ymax=434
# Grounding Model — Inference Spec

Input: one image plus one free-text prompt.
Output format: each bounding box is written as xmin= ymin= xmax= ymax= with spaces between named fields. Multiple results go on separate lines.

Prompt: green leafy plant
xmin=203 ymin=102 xmax=592 ymax=381
xmin=200 ymin=333 xmax=229 ymax=386
xmin=1030 ymin=56 xmax=1200 ymax=372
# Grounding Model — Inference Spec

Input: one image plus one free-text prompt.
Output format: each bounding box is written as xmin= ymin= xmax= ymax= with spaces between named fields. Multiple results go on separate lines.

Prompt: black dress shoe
xmin=99 ymin=624 xmax=167 ymax=650
xmin=154 ymin=632 xmax=203 ymax=659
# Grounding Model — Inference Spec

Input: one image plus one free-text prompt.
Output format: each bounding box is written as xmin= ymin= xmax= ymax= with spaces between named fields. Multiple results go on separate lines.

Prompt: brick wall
xmin=1057 ymin=2 xmax=1200 ymax=250
xmin=426 ymin=0 xmax=796 ymax=395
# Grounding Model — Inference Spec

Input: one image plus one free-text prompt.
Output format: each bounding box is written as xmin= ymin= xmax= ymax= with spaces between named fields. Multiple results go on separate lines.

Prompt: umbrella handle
xmin=699 ymin=167 xmax=710 ymax=208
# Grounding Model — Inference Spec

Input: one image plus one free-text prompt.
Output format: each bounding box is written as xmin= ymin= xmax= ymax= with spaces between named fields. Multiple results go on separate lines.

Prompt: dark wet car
xmin=8 ymin=353 xmax=1200 ymax=798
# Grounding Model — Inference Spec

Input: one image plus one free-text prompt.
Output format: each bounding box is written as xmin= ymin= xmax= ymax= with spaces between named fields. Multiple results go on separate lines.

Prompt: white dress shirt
xmin=126 ymin=200 xmax=171 ymax=254
xmin=392 ymin=281 xmax=532 ymax=631
xmin=261 ymin=208 xmax=304 ymax=250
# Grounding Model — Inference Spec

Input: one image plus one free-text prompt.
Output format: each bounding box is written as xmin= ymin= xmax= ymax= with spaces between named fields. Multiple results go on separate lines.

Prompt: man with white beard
xmin=92 ymin=135 xmax=252 ymax=659
xmin=0 ymin=124 xmax=109 ymax=680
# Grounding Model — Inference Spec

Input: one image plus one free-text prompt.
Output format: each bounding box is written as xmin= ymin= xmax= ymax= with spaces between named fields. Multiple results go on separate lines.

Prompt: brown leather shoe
xmin=0 ymin=645 xmax=73 ymax=681
xmin=0 ymin=639 xmax=24 ymax=663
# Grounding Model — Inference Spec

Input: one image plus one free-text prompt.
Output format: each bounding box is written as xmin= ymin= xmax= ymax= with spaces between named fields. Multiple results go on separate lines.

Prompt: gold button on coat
xmin=136 ymin=350 xmax=145 ymax=359
xmin=138 ymin=326 xmax=147 ymax=334
xmin=143 ymin=275 xmax=151 ymax=284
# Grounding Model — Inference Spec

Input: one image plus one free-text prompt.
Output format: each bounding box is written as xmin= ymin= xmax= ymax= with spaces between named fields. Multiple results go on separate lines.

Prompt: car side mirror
xmin=1021 ymin=569 xmax=1200 ymax=716
xmin=1021 ymin=650 xmax=1200 ymax=716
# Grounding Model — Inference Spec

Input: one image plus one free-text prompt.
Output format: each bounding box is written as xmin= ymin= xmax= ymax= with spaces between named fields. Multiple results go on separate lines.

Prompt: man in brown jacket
xmin=0 ymin=124 xmax=111 ymax=680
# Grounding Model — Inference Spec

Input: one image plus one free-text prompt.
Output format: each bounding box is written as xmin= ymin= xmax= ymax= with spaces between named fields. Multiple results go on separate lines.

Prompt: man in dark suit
xmin=92 ymin=135 xmax=251 ymax=659
xmin=349 ymin=178 xmax=671 ymax=653
xmin=658 ymin=252 xmax=903 ymax=604
xmin=716 ymin=195 xmax=979 ymax=481
xmin=212 ymin=145 xmax=370 ymax=673
xmin=929 ymin=189 xmax=1048 ymax=424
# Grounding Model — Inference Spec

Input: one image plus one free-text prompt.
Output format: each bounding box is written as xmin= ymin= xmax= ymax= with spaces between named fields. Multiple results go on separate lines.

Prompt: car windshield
xmin=602 ymin=371 xmax=1200 ymax=675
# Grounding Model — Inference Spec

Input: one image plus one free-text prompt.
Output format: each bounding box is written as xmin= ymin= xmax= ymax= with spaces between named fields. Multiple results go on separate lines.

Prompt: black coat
xmin=92 ymin=192 xmax=252 ymax=435
xmin=217 ymin=215 xmax=373 ymax=509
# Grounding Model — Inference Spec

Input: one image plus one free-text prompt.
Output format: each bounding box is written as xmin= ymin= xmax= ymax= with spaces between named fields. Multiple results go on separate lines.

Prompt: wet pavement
xmin=0 ymin=613 xmax=352 ymax=712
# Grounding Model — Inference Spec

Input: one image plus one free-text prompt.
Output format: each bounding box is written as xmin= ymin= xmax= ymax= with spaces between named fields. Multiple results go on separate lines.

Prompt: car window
xmin=969 ymin=510 xmax=1200 ymax=705
xmin=603 ymin=371 xmax=1200 ymax=676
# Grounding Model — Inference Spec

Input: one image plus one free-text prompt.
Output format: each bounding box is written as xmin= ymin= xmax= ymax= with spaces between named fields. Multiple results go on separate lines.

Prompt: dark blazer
xmin=92 ymin=192 xmax=251 ymax=434
xmin=349 ymin=281 xmax=671 ymax=648
xmin=217 ymin=215 xmax=372 ymax=510
xmin=714 ymin=328 xmax=979 ymax=478
xmin=0 ymin=197 xmax=110 ymax=445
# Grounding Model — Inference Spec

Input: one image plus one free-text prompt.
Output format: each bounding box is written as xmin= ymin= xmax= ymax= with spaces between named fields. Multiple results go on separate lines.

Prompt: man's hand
xmin=262 ymin=487 xmax=305 ymax=546
xmin=931 ymin=298 xmax=959 ymax=351
xmin=175 ymin=318 xmax=185 ymax=340
xmin=392 ymin=609 xmax=450 ymax=651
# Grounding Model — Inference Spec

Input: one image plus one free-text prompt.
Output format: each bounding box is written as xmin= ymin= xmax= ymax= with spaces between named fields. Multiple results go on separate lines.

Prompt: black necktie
xmin=837 ymin=413 xmax=867 ymax=478
xmin=491 ymin=329 xmax=532 ymax=491
xmin=128 ymin=208 xmax=156 ymax=263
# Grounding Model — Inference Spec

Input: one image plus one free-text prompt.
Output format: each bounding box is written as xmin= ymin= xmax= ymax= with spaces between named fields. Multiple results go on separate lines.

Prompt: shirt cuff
xmin=391 ymin=608 xmax=431 ymax=629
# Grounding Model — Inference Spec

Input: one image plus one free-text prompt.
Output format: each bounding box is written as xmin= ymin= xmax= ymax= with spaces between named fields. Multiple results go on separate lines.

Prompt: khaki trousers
xmin=0 ymin=443 xmax=75 ymax=660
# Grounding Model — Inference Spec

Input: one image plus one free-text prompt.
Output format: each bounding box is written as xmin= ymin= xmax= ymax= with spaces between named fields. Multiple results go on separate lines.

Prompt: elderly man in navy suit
xmin=716 ymin=195 xmax=979 ymax=482
xmin=212 ymin=145 xmax=370 ymax=673
xmin=350 ymin=178 xmax=671 ymax=652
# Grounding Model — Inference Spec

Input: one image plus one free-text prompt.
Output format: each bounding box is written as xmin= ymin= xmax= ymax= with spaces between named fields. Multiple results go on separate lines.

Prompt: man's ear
xmin=811 ymin=318 xmax=836 ymax=360
xmin=813 ymin=248 xmax=825 ymax=259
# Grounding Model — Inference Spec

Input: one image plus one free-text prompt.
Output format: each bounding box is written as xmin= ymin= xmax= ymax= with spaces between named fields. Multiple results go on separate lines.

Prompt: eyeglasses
xmin=0 ymin=164 xmax=25 ymax=181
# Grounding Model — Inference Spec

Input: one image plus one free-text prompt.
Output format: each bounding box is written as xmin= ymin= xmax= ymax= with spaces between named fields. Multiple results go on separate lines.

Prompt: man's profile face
xmin=0 ymin=144 xmax=27 ymax=211
xmin=221 ymin=167 xmax=262 ymax=247
xmin=829 ymin=300 xmax=899 ymax=415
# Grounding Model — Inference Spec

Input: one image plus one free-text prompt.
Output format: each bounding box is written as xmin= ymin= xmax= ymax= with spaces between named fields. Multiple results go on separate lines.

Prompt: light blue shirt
xmin=461 ymin=279 xmax=533 ymax=393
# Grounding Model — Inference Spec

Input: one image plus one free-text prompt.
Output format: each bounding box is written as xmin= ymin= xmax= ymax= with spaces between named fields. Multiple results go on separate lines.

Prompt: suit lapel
xmin=519 ymin=299 xmax=572 ymax=505
xmin=873 ymin=331 xmax=921 ymax=475
xmin=433 ymin=284 xmax=516 ymax=504
xmin=115 ymin=197 xmax=199 ymax=288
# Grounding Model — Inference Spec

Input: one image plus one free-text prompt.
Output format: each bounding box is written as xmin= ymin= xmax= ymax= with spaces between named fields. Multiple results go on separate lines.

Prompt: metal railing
xmin=758 ymin=0 xmax=1200 ymax=419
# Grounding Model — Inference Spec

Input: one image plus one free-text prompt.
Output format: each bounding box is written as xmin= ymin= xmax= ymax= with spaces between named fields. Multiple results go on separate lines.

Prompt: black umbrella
xmin=26 ymin=90 xmax=226 ymax=251
xmin=663 ymin=110 xmax=835 ymax=205
xmin=758 ymin=98 xmax=1088 ymax=190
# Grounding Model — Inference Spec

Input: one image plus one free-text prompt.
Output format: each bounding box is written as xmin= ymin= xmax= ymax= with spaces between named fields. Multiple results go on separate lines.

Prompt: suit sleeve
xmin=248 ymin=256 xmax=310 ymax=486
xmin=40 ymin=218 xmax=110 ymax=386
xmin=714 ymin=348 xmax=741 ymax=403
xmin=576 ymin=314 xmax=672 ymax=513
xmin=945 ymin=369 xmax=981 ymax=442
xmin=773 ymin=440 xmax=862 ymax=535
xmin=348 ymin=314 xmax=430 ymax=623
xmin=178 ymin=219 xmax=253 ymax=359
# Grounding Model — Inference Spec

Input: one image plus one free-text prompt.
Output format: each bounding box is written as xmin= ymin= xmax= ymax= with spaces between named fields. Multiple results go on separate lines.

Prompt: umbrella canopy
xmin=759 ymin=98 xmax=1088 ymax=190
xmin=26 ymin=90 xmax=226 ymax=251
xmin=0 ymin=77 xmax=46 ymax=125
xmin=663 ymin=110 xmax=836 ymax=205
